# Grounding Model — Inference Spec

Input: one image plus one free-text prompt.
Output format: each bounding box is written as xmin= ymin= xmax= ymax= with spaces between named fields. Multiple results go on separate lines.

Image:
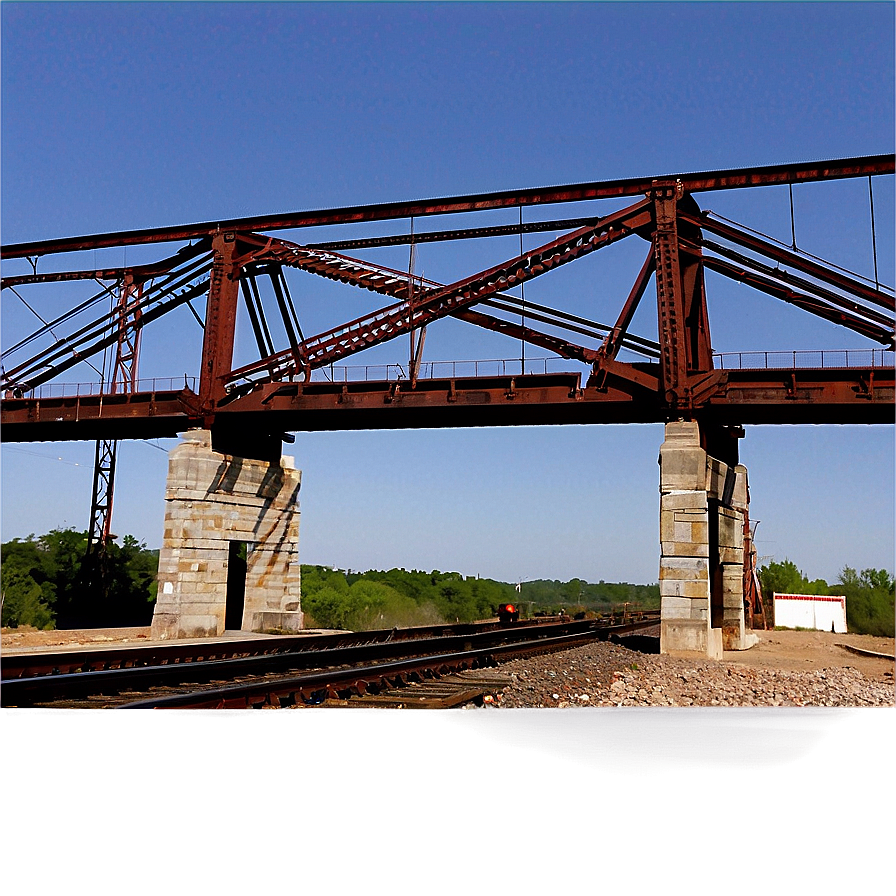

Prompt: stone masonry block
xmin=719 ymin=547 xmax=744 ymax=566
xmin=723 ymin=590 xmax=746 ymax=610
xmin=679 ymin=581 xmax=711 ymax=600
xmin=661 ymin=619 xmax=705 ymax=653
xmin=659 ymin=422 xmax=706 ymax=492
xmin=731 ymin=466 xmax=749 ymax=511
xmin=661 ymin=491 xmax=709 ymax=511
xmin=661 ymin=596 xmax=694 ymax=618
xmin=662 ymin=541 xmax=710 ymax=559
xmin=660 ymin=580 xmax=685 ymax=598
xmin=660 ymin=557 xmax=709 ymax=578
xmin=717 ymin=508 xmax=743 ymax=549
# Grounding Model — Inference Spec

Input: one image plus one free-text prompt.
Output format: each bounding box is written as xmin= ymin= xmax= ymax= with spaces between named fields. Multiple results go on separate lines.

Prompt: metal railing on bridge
xmin=7 ymin=349 xmax=894 ymax=399
xmin=310 ymin=356 xmax=571 ymax=383
xmin=10 ymin=376 xmax=198 ymax=400
xmin=712 ymin=348 xmax=894 ymax=370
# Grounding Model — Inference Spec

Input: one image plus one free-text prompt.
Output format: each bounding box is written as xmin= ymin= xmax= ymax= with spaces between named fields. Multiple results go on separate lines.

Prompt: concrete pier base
xmin=150 ymin=430 xmax=303 ymax=639
xmin=659 ymin=421 xmax=758 ymax=659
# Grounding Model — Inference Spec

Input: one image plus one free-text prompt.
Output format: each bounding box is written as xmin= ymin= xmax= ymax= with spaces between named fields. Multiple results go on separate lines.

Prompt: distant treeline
xmin=759 ymin=559 xmax=895 ymax=638
xmin=513 ymin=578 xmax=660 ymax=613
xmin=7 ymin=529 xmax=888 ymax=638
xmin=300 ymin=566 xmax=660 ymax=630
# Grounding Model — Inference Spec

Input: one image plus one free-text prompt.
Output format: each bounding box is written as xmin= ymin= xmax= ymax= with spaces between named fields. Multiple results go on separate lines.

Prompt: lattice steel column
xmin=86 ymin=275 xmax=143 ymax=555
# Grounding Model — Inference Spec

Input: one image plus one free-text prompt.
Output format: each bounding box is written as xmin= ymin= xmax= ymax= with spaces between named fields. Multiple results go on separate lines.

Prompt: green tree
xmin=1 ymin=561 xmax=55 ymax=629
xmin=302 ymin=585 xmax=356 ymax=629
xmin=759 ymin=559 xmax=812 ymax=597
xmin=837 ymin=567 xmax=895 ymax=637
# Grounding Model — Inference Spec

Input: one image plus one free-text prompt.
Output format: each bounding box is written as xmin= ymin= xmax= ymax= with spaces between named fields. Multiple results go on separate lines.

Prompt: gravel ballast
xmin=489 ymin=635 xmax=895 ymax=708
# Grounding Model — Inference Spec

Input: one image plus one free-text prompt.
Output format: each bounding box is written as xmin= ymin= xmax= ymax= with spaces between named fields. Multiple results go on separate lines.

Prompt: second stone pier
xmin=659 ymin=421 xmax=758 ymax=659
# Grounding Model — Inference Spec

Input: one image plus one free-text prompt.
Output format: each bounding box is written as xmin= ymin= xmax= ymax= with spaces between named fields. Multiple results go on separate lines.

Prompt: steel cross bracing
xmin=2 ymin=154 xmax=894 ymax=459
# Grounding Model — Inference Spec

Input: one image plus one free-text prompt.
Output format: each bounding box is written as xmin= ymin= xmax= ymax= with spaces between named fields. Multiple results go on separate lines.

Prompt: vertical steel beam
xmin=199 ymin=233 xmax=241 ymax=413
xmin=652 ymin=188 xmax=714 ymax=413
xmin=678 ymin=197 xmax=713 ymax=376
xmin=652 ymin=186 xmax=690 ymax=410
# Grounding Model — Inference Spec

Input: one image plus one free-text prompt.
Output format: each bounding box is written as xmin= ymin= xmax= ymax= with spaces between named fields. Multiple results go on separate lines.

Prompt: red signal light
xmin=506 ymin=604 xmax=515 ymax=614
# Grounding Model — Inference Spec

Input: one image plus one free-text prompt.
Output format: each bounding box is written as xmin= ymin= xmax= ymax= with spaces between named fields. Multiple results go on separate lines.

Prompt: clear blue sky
xmin=2 ymin=1 xmax=894 ymax=586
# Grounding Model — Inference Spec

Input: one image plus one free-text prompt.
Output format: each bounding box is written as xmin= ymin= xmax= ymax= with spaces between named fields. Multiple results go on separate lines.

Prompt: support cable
xmin=6 ymin=285 xmax=63 ymax=345
xmin=705 ymin=210 xmax=893 ymax=293
xmin=789 ymin=183 xmax=797 ymax=250
xmin=408 ymin=216 xmax=416 ymax=375
xmin=1 ymin=282 xmax=115 ymax=360
xmin=869 ymin=175 xmax=880 ymax=291
xmin=519 ymin=206 xmax=526 ymax=375
xmin=185 ymin=299 xmax=205 ymax=329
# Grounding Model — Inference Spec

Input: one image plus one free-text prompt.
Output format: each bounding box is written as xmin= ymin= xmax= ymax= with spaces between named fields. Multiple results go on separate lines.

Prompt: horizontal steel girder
xmin=2 ymin=366 xmax=892 ymax=441
xmin=3 ymin=155 xmax=892 ymax=259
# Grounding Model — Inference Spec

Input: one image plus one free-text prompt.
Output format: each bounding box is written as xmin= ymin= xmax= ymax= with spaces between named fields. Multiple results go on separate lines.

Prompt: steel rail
xmin=2 ymin=622 xmax=596 ymax=706
xmin=116 ymin=618 xmax=661 ymax=709
xmin=3 ymin=155 xmax=891 ymax=259
xmin=0 ymin=619 xmax=598 ymax=707
xmin=1 ymin=617 xmax=569 ymax=680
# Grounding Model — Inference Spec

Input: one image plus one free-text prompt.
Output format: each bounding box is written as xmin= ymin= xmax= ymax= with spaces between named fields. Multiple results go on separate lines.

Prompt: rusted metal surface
xmin=2 ymin=616 xmax=658 ymax=707
xmin=2 ymin=156 xmax=893 ymax=447
xmin=224 ymin=199 xmax=653 ymax=387
xmin=2 ymin=362 xmax=893 ymax=443
xmin=113 ymin=617 xmax=661 ymax=709
xmin=3 ymin=154 xmax=891 ymax=258
xmin=682 ymin=211 xmax=894 ymax=312
xmin=0 ymin=619 xmax=520 ymax=680
xmin=700 ymin=256 xmax=894 ymax=346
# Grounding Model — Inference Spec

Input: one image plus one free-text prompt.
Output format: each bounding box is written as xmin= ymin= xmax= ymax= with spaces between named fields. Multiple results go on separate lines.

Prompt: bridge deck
xmin=2 ymin=366 xmax=892 ymax=443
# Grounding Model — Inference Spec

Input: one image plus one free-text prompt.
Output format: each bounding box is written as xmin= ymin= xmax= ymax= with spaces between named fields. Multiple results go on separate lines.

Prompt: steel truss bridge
xmin=3 ymin=155 xmax=894 ymax=474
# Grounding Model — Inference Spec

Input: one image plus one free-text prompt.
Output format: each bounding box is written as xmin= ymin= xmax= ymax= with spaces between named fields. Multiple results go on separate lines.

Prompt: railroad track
xmin=1 ymin=613 xmax=659 ymax=710
xmin=0 ymin=619 xmax=528 ymax=679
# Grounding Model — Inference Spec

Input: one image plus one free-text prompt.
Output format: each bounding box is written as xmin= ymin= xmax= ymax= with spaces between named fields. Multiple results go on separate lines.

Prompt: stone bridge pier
xmin=659 ymin=421 xmax=759 ymax=659
xmin=150 ymin=429 xmax=303 ymax=639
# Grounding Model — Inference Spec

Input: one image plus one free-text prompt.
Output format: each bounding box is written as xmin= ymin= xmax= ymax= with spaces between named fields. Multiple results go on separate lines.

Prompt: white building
xmin=773 ymin=593 xmax=847 ymax=633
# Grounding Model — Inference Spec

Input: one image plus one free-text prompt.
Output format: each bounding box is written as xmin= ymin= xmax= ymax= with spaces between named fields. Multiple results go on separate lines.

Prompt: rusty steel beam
xmin=198 ymin=234 xmax=241 ymax=410
xmin=690 ymin=238 xmax=895 ymax=329
xmin=599 ymin=250 xmax=656 ymax=360
xmin=451 ymin=308 xmax=602 ymax=364
xmin=2 ymin=275 xmax=212 ymax=392
xmin=652 ymin=189 xmax=691 ymax=408
xmin=0 ymin=388 xmax=201 ymax=442
xmin=681 ymin=212 xmax=895 ymax=312
xmin=247 ymin=233 xmax=661 ymax=362
xmin=225 ymin=199 xmax=654 ymax=386
xmin=306 ymin=216 xmax=604 ymax=252
xmin=3 ymin=155 xmax=891 ymax=259
xmin=4 ymin=366 xmax=891 ymax=441
xmin=174 ymin=365 xmax=896 ymax=428
xmin=0 ymin=240 xmax=213 ymax=289
xmin=702 ymin=255 xmax=895 ymax=347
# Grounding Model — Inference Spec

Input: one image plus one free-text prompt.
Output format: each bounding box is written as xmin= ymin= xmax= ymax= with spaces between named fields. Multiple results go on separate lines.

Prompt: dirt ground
xmin=722 ymin=628 xmax=895 ymax=682
xmin=1 ymin=626 xmax=153 ymax=651
xmin=2 ymin=625 xmax=893 ymax=683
